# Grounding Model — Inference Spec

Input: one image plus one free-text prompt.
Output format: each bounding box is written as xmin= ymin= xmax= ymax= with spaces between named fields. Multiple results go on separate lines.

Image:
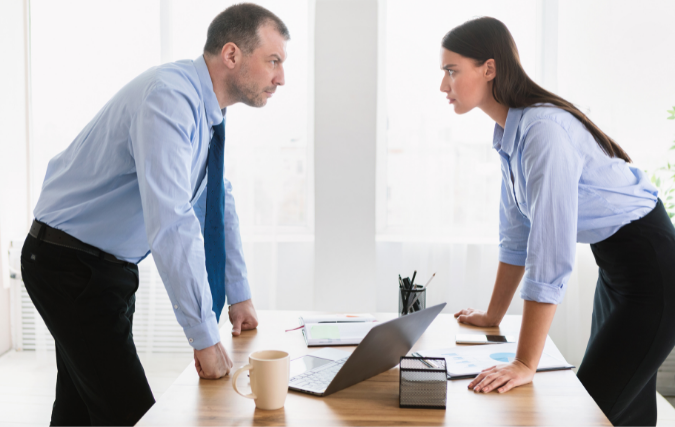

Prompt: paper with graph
xmin=418 ymin=338 xmax=574 ymax=379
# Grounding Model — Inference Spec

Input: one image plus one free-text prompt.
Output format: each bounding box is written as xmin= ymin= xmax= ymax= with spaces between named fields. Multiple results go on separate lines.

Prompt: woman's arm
xmin=454 ymin=262 xmax=525 ymax=326
xmin=469 ymin=300 xmax=556 ymax=393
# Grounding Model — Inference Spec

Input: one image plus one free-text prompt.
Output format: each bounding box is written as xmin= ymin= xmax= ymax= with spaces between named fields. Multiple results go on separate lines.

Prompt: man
xmin=20 ymin=4 xmax=289 ymax=425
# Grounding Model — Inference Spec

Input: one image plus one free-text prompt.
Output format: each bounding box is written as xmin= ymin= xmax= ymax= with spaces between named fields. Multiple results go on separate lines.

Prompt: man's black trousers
xmin=21 ymin=234 xmax=155 ymax=426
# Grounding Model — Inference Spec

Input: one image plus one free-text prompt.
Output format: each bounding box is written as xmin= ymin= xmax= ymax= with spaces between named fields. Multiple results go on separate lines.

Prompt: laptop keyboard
xmin=289 ymin=357 xmax=349 ymax=393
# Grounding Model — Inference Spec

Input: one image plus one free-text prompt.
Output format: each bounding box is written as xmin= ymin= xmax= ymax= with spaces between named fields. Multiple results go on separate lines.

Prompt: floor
xmin=1 ymin=349 xmax=675 ymax=426
xmin=0 ymin=350 xmax=192 ymax=426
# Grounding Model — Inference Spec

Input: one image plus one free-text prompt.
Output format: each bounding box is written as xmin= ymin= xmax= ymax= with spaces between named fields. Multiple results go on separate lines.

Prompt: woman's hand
xmin=454 ymin=308 xmax=499 ymax=327
xmin=468 ymin=359 xmax=535 ymax=393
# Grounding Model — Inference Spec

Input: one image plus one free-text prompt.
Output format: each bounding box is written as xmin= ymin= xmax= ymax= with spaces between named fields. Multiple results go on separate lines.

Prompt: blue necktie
xmin=205 ymin=119 xmax=226 ymax=322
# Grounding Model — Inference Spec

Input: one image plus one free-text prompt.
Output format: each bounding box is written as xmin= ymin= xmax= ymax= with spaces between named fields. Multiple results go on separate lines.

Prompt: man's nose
xmin=274 ymin=65 xmax=285 ymax=86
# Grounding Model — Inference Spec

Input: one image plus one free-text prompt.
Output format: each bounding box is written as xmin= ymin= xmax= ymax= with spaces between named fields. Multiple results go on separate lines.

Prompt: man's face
xmin=228 ymin=24 xmax=287 ymax=108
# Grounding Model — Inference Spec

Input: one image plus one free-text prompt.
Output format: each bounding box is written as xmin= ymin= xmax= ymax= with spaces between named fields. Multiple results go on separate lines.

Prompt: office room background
xmin=1 ymin=0 xmax=675 ymax=404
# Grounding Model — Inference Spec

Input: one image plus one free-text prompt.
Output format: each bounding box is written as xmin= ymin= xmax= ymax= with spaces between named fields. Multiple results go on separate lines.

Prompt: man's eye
xmin=271 ymin=60 xmax=277 ymax=66
xmin=447 ymin=69 xmax=455 ymax=76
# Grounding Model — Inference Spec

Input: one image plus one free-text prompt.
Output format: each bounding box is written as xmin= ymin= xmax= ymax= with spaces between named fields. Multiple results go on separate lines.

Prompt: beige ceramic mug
xmin=232 ymin=350 xmax=290 ymax=410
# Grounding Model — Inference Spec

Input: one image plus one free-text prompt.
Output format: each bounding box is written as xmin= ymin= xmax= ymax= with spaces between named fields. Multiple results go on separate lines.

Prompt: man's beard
xmin=228 ymin=78 xmax=266 ymax=108
xmin=227 ymin=65 xmax=272 ymax=108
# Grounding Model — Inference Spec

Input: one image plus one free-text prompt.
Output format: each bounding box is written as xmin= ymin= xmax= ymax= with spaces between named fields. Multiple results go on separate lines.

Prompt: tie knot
xmin=213 ymin=120 xmax=225 ymax=139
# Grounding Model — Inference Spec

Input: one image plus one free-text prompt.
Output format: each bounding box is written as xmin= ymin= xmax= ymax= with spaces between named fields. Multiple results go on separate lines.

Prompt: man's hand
xmin=228 ymin=299 xmax=259 ymax=336
xmin=194 ymin=341 xmax=233 ymax=379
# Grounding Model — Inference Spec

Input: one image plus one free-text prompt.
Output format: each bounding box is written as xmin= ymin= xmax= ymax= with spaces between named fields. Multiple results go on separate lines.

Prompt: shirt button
xmin=174 ymin=305 xmax=178 ymax=309
xmin=189 ymin=338 xmax=194 ymax=343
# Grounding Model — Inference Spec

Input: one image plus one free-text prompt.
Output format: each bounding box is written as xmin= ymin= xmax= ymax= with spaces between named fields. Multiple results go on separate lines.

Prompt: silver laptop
xmin=288 ymin=303 xmax=447 ymax=396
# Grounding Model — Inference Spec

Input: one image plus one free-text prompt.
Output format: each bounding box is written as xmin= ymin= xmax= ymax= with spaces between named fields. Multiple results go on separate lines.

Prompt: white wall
xmin=0 ymin=0 xmax=31 ymax=355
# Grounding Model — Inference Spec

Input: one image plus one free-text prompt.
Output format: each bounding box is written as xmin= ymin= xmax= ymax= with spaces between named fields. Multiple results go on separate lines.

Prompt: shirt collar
xmin=492 ymin=108 xmax=523 ymax=155
xmin=193 ymin=55 xmax=227 ymax=127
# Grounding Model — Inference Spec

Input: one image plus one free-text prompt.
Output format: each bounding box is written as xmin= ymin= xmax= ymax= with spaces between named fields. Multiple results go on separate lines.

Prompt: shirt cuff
xmin=183 ymin=311 xmax=221 ymax=350
xmin=520 ymin=277 xmax=564 ymax=304
xmin=226 ymin=278 xmax=252 ymax=305
xmin=498 ymin=246 xmax=527 ymax=266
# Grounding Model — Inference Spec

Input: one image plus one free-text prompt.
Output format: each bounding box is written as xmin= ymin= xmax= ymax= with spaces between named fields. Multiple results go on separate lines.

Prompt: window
xmin=378 ymin=0 xmax=537 ymax=242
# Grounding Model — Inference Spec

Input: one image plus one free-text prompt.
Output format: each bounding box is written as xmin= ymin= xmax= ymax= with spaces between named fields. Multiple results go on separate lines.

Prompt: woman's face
xmin=439 ymin=48 xmax=495 ymax=114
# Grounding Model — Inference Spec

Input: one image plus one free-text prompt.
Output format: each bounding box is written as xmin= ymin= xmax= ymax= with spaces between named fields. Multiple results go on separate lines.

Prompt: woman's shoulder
xmin=520 ymin=104 xmax=578 ymax=132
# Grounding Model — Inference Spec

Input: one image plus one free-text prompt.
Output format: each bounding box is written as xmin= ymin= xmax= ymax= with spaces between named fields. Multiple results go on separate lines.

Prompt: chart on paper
xmin=418 ymin=339 xmax=574 ymax=378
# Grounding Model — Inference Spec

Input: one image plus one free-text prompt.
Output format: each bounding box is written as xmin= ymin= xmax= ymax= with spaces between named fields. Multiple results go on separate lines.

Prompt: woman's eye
xmin=447 ymin=70 xmax=455 ymax=76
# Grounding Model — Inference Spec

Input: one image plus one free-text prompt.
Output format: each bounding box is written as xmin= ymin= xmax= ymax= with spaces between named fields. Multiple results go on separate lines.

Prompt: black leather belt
xmin=29 ymin=220 xmax=129 ymax=265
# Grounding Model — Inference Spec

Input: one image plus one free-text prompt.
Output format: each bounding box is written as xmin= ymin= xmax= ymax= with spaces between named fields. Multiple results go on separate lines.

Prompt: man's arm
xmin=223 ymin=177 xmax=258 ymax=334
xmin=194 ymin=176 xmax=258 ymax=335
xmin=130 ymin=83 xmax=230 ymax=378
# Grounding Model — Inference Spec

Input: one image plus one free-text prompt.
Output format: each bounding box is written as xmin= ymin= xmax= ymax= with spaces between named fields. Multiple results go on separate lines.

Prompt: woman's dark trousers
xmin=578 ymin=199 xmax=675 ymax=426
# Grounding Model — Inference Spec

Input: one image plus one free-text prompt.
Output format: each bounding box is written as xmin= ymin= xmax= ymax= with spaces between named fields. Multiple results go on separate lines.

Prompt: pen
xmin=411 ymin=270 xmax=417 ymax=287
xmin=412 ymin=352 xmax=437 ymax=368
xmin=405 ymin=273 xmax=436 ymax=314
xmin=402 ymin=277 xmax=412 ymax=313
xmin=422 ymin=272 xmax=436 ymax=288
xmin=318 ymin=320 xmax=372 ymax=323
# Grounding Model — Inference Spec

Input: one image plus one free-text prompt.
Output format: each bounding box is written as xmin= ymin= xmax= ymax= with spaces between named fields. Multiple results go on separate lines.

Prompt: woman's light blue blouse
xmin=495 ymin=106 xmax=657 ymax=304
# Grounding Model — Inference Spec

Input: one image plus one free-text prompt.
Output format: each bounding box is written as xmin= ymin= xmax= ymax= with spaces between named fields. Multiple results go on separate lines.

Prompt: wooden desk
xmin=137 ymin=311 xmax=610 ymax=426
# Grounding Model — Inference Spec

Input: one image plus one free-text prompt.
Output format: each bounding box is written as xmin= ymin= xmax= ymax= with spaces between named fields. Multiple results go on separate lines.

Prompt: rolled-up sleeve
xmin=520 ymin=120 xmax=583 ymax=304
xmin=130 ymin=83 xmax=220 ymax=350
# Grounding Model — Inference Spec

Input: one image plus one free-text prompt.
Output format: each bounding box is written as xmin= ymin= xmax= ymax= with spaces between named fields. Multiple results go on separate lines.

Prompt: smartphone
xmin=455 ymin=334 xmax=516 ymax=344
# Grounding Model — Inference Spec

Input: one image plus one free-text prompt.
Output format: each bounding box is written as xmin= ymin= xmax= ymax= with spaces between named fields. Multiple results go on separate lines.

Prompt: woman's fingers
xmin=498 ymin=379 xmax=516 ymax=393
xmin=480 ymin=365 xmax=497 ymax=373
xmin=479 ymin=375 xmax=508 ymax=393
xmin=454 ymin=308 xmax=472 ymax=318
xmin=474 ymin=372 xmax=500 ymax=392
xmin=468 ymin=370 xmax=490 ymax=389
xmin=468 ymin=361 xmax=534 ymax=394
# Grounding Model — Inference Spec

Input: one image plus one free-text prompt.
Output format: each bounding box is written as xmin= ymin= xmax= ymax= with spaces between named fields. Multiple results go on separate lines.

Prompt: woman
xmin=445 ymin=17 xmax=675 ymax=426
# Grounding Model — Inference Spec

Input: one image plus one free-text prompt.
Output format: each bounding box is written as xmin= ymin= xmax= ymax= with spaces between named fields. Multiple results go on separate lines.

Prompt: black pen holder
xmin=399 ymin=356 xmax=447 ymax=409
xmin=398 ymin=287 xmax=426 ymax=316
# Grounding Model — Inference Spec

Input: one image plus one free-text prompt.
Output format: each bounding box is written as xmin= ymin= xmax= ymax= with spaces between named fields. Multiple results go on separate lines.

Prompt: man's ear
xmin=485 ymin=58 xmax=497 ymax=82
xmin=220 ymin=42 xmax=240 ymax=70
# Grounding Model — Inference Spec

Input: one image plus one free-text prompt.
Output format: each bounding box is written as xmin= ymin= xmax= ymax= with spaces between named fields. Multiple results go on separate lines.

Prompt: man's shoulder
xmin=115 ymin=60 xmax=203 ymax=109
xmin=148 ymin=60 xmax=203 ymax=101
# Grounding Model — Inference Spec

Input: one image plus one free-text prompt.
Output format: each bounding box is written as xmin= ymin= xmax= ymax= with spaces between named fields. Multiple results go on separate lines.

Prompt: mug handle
xmin=232 ymin=364 xmax=257 ymax=399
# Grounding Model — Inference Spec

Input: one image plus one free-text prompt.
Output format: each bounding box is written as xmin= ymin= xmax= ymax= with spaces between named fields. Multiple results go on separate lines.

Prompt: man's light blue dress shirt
xmin=495 ymin=106 xmax=658 ymax=305
xmin=33 ymin=56 xmax=251 ymax=350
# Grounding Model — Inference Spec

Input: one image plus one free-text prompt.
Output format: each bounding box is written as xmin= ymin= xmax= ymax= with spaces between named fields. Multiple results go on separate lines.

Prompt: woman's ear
xmin=484 ymin=59 xmax=497 ymax=82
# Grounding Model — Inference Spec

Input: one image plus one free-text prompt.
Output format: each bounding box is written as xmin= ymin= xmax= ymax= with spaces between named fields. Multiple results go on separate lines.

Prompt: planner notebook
xmin=299 ymin=315 xmax=378 ymax=346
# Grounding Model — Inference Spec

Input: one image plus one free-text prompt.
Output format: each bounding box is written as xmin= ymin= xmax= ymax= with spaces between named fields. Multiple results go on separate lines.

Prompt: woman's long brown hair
xmin=442 ymin=17 xmax=632 ymax=162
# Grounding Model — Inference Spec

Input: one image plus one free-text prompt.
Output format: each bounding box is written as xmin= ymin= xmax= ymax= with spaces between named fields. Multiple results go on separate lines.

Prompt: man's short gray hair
xmin=204 ymin=3 xmax=290 ymax=56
